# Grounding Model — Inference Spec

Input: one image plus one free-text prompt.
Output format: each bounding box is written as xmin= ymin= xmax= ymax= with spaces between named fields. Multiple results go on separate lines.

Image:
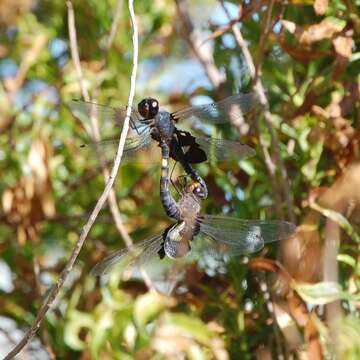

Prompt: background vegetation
xmin=0 ymin=0 xmax=359 ymax=358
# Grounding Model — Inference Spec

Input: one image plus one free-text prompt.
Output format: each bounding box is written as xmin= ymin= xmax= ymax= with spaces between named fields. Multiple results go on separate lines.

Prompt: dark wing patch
xmin=173 ymin=129 xmax=207 ymax=164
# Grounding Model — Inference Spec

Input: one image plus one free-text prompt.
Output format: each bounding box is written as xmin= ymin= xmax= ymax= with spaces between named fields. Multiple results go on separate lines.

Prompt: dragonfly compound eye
xmin=193 ymin=184 xmax=207 ymax=199
xmin=138 ymin=98 xmax=159 ymax=119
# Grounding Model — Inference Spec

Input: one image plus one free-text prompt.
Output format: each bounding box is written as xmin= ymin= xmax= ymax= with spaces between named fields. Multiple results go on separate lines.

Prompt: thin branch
xmin=176 ymin=0 xmax=225 ymax=88
xmin=69 ymin=0 xmax=152 ymax=288
xmin=3 ymin=0 xmax=139 ymax=358
xmin=220 ymin=1 xmax=295 ymax=223
xmin=68 ymin=0 xmax=134 ymax=249
xmin=105 ymin=0 xmax=123 ymax=51
xmin=198 ymin=13 xmax=242 ymax=47
xmin=254 ymin=0 xmax=276 ymax=80
xmin=68 ymin=4 xmax=90 ymax=102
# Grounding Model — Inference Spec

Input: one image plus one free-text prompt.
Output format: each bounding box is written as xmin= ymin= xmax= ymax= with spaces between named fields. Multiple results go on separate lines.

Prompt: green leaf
xmin=158 ymin=313 xmax=213 ymax=345
xmin=292 ymin=281 xmax=358 ymax=305
xmin=64 ymin=310 xmax=93 ymax=351
xmin=134 ymin=292 xmax=175 ymax=328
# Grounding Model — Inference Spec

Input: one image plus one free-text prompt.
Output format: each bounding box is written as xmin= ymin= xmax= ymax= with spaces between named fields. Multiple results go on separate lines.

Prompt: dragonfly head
xmin=178 ymin=176 xmax=207 ymax=200
xmin=186 ymin=181 xmax=207 ymax=200
xmin=138 ymin=98 xmax=159 ymax=119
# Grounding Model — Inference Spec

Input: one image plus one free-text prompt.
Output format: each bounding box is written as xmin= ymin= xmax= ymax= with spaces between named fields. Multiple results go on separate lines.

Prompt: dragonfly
xmin=69 ymin=93 xmax=259 ymax=198
xmin=91 ymin=174 xmax=296 ymax=276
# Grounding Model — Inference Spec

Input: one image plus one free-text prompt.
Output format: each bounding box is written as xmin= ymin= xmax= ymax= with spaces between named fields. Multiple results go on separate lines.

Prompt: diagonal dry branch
xmin=175 ymin=0 xmax=294 ymax=221
xmin=175 ymin=0 xmax=225 ymax=88
xmin=3 ymin=0 xmax=139 ymax=358
xmin=220 ymin=1 xmax=295 ymax=223
xmin=68 ymin=0 xmax=154 ymax=288
xmin=67 ymin=0 xmax=133 ymax=248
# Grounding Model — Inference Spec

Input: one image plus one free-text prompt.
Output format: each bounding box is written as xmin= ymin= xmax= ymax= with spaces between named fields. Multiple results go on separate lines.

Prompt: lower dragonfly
xmin=91 ymin=140 xmax=296 ymax=275
xmin=70 ymin=93 xmax=258 ymax=199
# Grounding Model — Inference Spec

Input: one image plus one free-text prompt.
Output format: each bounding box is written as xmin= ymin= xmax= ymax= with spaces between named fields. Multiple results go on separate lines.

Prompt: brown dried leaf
xmin=319 ymin=163 xmax=360 ymax=209
xmin=272 ymin=301 xmax=303 ymax=350
xmin=287 ymin=293 xmax=309 ymax=327
xmin=333 ymin=36 xmax=353 ymax=59
xmin=248 ymin=258 xmax=293 ymax=284
xmin=0 ymin=44 xmax=8 ymax=58
xmin=281 ymin=212 xmax=322 ymax=282
xmin=2 ymin=138 xmax=55 ymax=244
xmin=280 ymin=41 xmax=330 ymax=61
xmin=28 ymin=139 xmax=55 ymax=218
xmin=314 ymin=0 xmax=328 ymax=15
xmin=333 ymin=35 xmax=353 ymax=78
xmin=281 ymin=20 xmax=297 ymax=34
xmin=2 ymin=188 xmax=14 ymax=213
xmin=282 ymin=18 xmax=346 ymax=45
xmin=302 ymin=18 xmax=345 ymax=44
xmin=0 ymin=0 xmax=32 ymax=26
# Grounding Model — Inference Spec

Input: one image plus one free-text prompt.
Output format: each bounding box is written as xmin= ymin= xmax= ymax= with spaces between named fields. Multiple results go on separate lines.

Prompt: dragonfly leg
xmin=170 ymin=136 xmax=209 ymax=199
xmin=137 ymin=124 xmax=149 ymax=135
xmin=134 ymin=119 xmax=153 ymax=136
xmin=170 ymin=161 xmax=180 ymax=195
xmin=130 ymin=119 xmax=140 ymax=134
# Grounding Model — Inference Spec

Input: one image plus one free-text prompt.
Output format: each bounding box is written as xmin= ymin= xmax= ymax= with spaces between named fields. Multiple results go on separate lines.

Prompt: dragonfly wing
xmin=198 ymin=216 xmax=296 ymax=255
xmin=194 ymin=137 xmax=256 ymax=162
xmin=190 ymin=232 xmax=251 ymax=260
xmin=78 ymin=126 xmax=161 ymax=164
xmin=69 ymin=99 xmax=141 ymax=128
xmin=172 ymin=93 xmax=260 ymax=125
xmin=91 ymin=233 xmax=165 ymax=276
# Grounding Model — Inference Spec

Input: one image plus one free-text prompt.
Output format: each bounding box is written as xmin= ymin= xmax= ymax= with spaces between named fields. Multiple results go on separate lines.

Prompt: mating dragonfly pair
xmin=70 ymin=93 xmax=295 ymax=275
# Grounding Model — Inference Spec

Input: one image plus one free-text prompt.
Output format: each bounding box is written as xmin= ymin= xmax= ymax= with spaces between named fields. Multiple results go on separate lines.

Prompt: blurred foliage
xmin=0 ymin=0 xmax=359 ymax=359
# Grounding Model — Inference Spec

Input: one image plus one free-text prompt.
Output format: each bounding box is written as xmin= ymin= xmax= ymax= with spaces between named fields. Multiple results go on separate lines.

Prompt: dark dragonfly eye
xmin=138 ymin=98 xmax=159 ymax=119
xmin=194 ymin=186 xmax=206 ymax=199
xmin=189 ymin=182 xmax=206 ymax=199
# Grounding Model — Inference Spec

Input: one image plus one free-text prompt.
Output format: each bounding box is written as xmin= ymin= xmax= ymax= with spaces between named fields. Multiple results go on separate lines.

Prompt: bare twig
xmin=106 ymin=0 xmax=123 ymax=51
xmin=254 ymin=0 xmax=275 ymax=80
xmin=220 ymin=1 xmax=295 ymax=223
xmin=68 ymin=0 xmax=152 ymax=288
xmin=68 ymin=5 xmax=90 ymax=102
xmin=257 ymin=275 xmax=286 ymax=359
xmin=198 ymin=13 xmax=242 ymax=47
xmin=3 ymin=0 xmax=139 ymax=358
xmin=68 ymin=0 xmax=134 ymax=250
xmin=175 ymin=0 xmax=225 ymax=88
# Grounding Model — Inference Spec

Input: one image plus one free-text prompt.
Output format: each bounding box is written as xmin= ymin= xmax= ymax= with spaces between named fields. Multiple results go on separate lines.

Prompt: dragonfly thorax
xmin=150 ymin=111 xmax=175 ymax=144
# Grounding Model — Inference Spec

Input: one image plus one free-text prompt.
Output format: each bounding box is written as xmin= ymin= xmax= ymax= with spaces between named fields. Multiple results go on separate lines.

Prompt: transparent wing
xmin=198 ymin=216 xmax=296 ymax=255
xmin=189 ymin=232 xmax=252 ymax=260
xmin=195 ymin=137 xmax=256 ymax=162
xmin=69 ymin=99 xmax=141 ymax=128
xmin=91 ymin=233 xmax=164 ymax=276
xmin=77 ymin=126 xmax=161 ymax=164
xmin=172 ymin=93 xmax=260 ymax=125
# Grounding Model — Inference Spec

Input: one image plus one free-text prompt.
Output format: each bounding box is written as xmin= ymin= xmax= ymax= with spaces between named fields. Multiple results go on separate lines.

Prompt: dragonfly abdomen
xmin=160 ymin=142 xmax=181 ymax=220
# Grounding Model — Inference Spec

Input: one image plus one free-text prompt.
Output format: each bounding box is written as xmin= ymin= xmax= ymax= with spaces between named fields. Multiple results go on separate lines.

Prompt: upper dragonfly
xmin=69 ymin=93 xmax=259 ymax=198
